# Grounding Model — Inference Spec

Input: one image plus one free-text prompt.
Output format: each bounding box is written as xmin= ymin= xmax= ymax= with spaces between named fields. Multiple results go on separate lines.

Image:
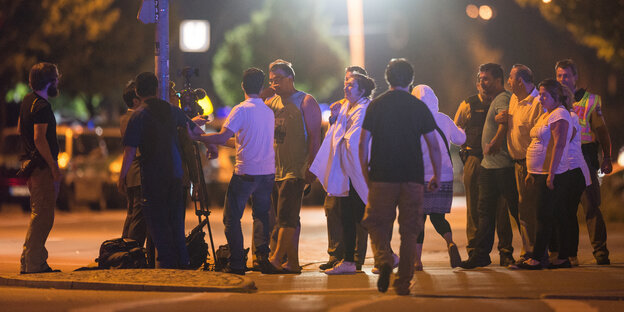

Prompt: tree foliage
xmin=0 ymin=0 xmax=153 ymax=121
xmin=515 ymin=0 xmax=624 ymax=69
xmin=212 ymin=0 xmax=349 ymax=106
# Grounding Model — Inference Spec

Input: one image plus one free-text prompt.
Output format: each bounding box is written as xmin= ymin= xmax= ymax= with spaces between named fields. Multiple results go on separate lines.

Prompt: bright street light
xmin=180 ymin=20 xmax=210 ymax=52
xmin=479 ymin=5 xmax=493 ymax=20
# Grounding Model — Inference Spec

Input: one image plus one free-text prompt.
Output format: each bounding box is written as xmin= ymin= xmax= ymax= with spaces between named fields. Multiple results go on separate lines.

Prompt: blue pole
xmin=155 ymin=0 xmax=169 ymax=101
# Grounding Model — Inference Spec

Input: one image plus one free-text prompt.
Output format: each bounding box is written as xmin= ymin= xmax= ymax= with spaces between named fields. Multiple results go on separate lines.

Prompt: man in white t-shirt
xmin=189 ymin=68 xmax=275 ymax=275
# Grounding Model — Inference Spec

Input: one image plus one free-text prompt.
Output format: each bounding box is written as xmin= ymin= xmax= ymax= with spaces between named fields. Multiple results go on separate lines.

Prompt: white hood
xmin=412 ymin=84 xmax=439 ymax=113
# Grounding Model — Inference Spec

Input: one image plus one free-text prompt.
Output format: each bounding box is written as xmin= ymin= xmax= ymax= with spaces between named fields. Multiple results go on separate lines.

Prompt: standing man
xmin=502 ymin=64 xmax=544 ymax=265
xmin=555 ymin=59 xmax=612 ymax=265
xmin=319 ymin=65 xmax=369 ymax=272
xmin=459 ymin=63 xmax=519 ymax=269
xmin=359 ymin=58 xmax=441 ymax=295
xmin=118 ymin=72 xmax=205 ymax=269
xmin=120 ymin=81 xmax=147 ymax=247
xmin=189 ymin=68 xmax=276 ymax=275
xmin=18 ymin=62 xmax=62 ymax=274
xmin=266 ymin=60 xmax=322 ymax=273
xmin=454 ymin=65 xmax=515 ymax=266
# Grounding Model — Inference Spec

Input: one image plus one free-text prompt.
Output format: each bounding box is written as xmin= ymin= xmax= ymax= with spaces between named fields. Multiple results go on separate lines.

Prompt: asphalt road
xmin=1 ymin=198 xmax=624 ymax=311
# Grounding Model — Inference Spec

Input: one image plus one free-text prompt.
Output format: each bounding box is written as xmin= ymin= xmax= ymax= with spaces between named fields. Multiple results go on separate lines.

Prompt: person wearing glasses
xmin=265 ymin=59 xmax=322 ymax=273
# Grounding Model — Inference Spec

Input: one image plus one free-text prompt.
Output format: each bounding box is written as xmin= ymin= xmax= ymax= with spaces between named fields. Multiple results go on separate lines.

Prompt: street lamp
xmin=347 ymin=0 xmax=365 ymax=67
xmin=180 ymin=20 xmax=210 ymax=53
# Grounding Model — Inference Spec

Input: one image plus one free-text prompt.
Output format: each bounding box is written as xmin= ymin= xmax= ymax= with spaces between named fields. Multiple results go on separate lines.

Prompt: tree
xmin=212 ymin=0 xmax=349 ymax=106
xmin=515 ymin=0 xmax=624 ymax=69
xmin=0 ymin=0 xmax=154 ymax=124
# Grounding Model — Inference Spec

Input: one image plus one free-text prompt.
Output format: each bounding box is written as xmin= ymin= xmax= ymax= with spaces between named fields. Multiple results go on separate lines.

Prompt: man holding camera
xmin=18 ymin=62 xmax=62 ymax=274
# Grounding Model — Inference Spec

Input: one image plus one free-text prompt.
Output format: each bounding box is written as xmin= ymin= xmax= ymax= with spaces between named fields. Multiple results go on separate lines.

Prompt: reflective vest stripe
xmin=573 ymin=92 xmax=598 ymax=144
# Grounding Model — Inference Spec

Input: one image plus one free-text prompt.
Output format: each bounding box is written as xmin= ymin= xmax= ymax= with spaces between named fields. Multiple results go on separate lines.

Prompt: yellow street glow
xmin=479 ymin=5 xmax=493 ymax=20
xmin=466 ymin=4 xmax=479 ymax=19
xmin=198 ymin=95 xmax=213 ymax=116
xmin=58 ymin=152 xmax=70 ymax=169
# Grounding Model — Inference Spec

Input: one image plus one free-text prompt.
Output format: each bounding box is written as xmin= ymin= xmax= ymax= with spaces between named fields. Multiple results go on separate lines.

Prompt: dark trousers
xmin=464 ymin=156 xmax=514 ymax=257
xmin=325 ymin=195 xmax=368 ymax=265
xmin=473 ymin=166 xmax=519 ymax=261
xmin=530 ymin=173 xmax=570 ymax=260
xmin=581 ymin=166 xmax=609 ymax=260
xmin=561 ymin=168 xmax=586 ymax=258
xmin=417 ymin=213 xmax=452 ymax=244
xmin=223 ymin=174 xmax=274 ymax=270
xmin=339 ymin=181 xmax=366 ymax=262
xmin=122 ymin=186 xmax=147 ymax=246
xmin=142 ymin=177 xmax=188 ymax=269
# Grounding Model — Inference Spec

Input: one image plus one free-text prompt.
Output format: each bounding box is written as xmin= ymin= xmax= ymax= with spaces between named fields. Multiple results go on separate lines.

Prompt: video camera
xmin=176 ymin=67 xmax=207 ymax=118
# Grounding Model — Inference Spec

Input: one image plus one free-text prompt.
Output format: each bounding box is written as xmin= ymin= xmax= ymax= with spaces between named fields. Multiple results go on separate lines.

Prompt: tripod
xmin=185 ymin=140 xmax=217 ymax=270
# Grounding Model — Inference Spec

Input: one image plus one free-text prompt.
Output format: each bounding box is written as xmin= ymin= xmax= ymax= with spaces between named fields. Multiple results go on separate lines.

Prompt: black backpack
xmin=185 ymin=229 xmax=209 ymax=270
xmin=214 ymin=244 xmax=249 ymax=271
xmin=96 ymin=238 xmax=148 ymax=269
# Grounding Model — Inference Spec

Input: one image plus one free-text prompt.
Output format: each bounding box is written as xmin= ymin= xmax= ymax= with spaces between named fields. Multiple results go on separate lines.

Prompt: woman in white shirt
xmin=310 ymin=73 xmax=376 ymax=274
xmin=412 ymin=85 xmax=466 ymax=270
xmin=516 ymin=79 xmax=573 ymax=270
xmin=561 ymin=110 xmax=591 ymax=266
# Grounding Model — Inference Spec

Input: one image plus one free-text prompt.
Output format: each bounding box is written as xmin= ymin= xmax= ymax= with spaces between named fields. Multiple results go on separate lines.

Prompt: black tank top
xmin=462 ymin=95 xmax=489 ymax=155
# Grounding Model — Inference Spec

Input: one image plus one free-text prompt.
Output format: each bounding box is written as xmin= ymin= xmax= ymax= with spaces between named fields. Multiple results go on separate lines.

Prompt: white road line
xmin=542 ymin=299 xmax=598 ymax=312
xmin=69 ymin=293 xmax=229 ymax=312
xmin=259 ymin=288 xmax=378 ymax=295
xmin=327 ymin=295 xmax=399 ymax=312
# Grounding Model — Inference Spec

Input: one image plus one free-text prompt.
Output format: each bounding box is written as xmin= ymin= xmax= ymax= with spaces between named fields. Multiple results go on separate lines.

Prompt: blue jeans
xmin=223 ymin=173 xmax=275 ymax=270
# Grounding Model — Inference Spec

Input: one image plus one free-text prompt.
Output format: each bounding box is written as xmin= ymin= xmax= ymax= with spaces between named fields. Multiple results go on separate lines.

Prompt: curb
xmin=0 ymin=269 xmax=256 ymax=293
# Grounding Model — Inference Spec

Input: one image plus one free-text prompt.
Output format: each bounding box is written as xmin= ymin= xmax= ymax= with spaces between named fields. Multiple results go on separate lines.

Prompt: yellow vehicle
xmin=56 ymin=125 xmax=126 ymax=211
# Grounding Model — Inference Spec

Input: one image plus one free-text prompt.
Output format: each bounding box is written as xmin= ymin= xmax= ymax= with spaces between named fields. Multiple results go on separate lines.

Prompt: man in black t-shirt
xmin=118 ymin=72 xmax=206 ymax=269
xmin=18 ymin=62 xmax=62 ymax=274
xmin=359 ymin=58 xmax=442 ymax=295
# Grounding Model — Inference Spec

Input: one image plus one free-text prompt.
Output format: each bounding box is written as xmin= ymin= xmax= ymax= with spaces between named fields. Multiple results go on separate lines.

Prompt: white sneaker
xmin=372 ymin=253 xmax=400 ymax=274
xmin=324 ymin=260 xmax=356 ymax=275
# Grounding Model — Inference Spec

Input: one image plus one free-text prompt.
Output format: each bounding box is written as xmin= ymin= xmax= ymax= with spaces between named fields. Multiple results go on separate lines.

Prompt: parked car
xmin=56 ymin=125 xmax=126 ymax=211
xmin=0 ymin=127 xmax=30 ymax=212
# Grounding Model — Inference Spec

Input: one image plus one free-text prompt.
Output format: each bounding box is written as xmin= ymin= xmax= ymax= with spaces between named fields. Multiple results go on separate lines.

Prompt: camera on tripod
xmin=176 ymin=66 xmax=209 ymax=119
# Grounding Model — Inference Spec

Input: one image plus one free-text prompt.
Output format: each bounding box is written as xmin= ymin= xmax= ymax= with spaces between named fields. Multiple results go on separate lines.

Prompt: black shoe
xmin=448 ymin=244 xmax=462 ymax=268
xmin=319 ymin=259 xmax=340 ymax=271
xmin=596 ymin=257 xmax=610 ymax=265
xmin=500 ymin=254 xmax=515 ymax=267
xmin=459 ymin=257 xmax=491 ymax=269
xmin=377 ymin=264 xmax=392 ymax=293
xmin=220 ymin=265 xmax=246 ymax=275
xmin=261 ymin=261 xmax=286 ymax=274
xmin=355 ymin=264 xmax=362 ymax=271
xmin=547 ymin=260 xmax=572 ymax=269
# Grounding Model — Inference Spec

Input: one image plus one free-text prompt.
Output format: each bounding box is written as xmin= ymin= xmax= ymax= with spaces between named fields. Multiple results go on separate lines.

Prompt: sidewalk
xmin=0 ymin=269 xmax=255 ymax=293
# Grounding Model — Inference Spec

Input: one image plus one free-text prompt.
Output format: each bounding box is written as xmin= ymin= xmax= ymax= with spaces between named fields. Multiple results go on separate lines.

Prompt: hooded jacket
xmin=412 ymin=85 xmax=466 ymax=182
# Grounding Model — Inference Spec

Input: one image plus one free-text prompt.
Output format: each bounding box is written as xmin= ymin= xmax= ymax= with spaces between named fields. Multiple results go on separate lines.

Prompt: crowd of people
xmin=17 ymin=57 xmax=613 ymax=296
